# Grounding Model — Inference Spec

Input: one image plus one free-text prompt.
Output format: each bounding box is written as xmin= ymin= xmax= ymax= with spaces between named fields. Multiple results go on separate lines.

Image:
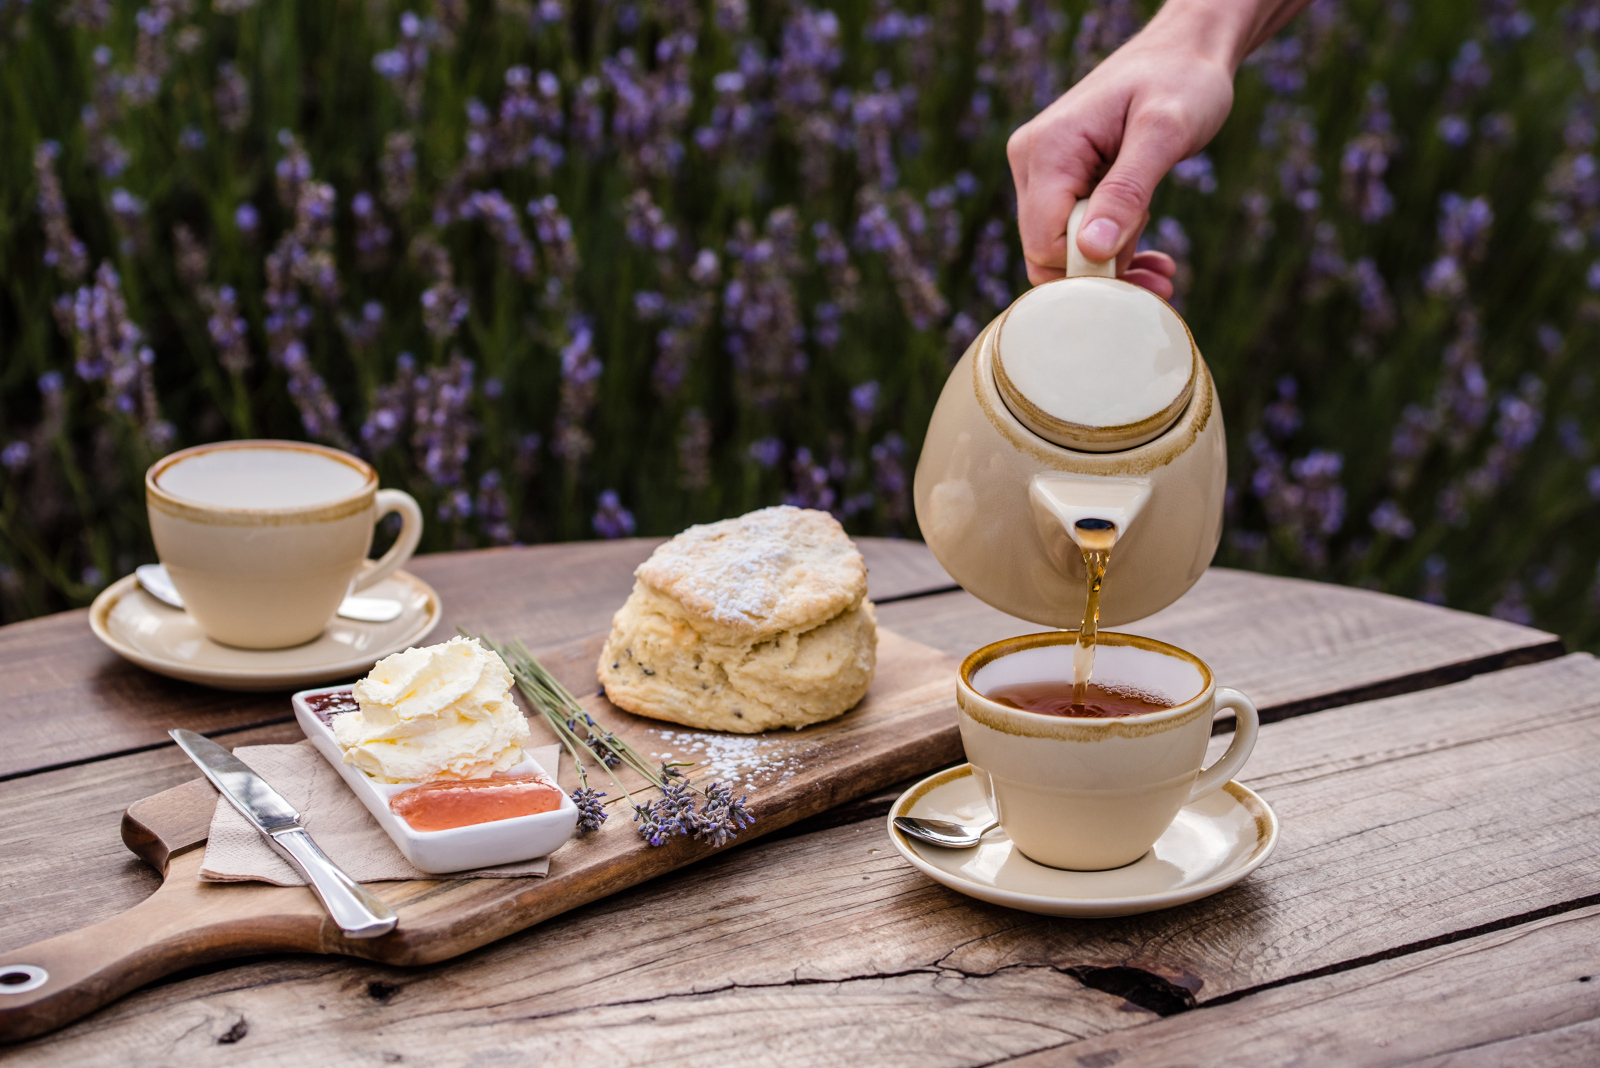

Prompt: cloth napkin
xmin=199 ymin=741 xmax=563 ymax=885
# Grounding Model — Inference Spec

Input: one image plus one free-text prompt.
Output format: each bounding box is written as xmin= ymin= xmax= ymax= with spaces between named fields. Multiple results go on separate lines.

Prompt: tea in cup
xmin=957 ymin=631 xmax=1259 ymax=871
xmin=146 ymin=441 xmax=423 ymax=649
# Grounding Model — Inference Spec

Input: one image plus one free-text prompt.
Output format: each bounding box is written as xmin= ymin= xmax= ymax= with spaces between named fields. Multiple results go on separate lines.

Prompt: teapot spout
xmin=1028 ymin=473 xmax=1153 ymax=573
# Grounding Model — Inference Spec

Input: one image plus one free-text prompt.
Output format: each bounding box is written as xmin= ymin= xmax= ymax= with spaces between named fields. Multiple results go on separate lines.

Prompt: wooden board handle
xmin=0 ymin=851 xmax=323 ymax=1044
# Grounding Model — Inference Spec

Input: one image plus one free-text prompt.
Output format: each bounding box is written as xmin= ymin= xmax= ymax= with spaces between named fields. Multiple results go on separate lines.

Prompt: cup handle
xmin=1188 ymin=687 xmax=1260 ymax=804
xmin=1065 ymin=200 xmax=1117 ymax=279
xmin=353 ymin=489 xmax=423 ymax=592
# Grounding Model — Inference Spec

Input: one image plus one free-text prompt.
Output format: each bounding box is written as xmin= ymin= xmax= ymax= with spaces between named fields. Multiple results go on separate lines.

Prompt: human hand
xmin=1007 ymin=2 xmax=1283 ymax=298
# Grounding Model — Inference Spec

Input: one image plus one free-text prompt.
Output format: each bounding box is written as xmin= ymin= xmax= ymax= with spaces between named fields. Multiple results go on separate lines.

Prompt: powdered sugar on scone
xmin=634 ymin=506 xmax=866 ymax=638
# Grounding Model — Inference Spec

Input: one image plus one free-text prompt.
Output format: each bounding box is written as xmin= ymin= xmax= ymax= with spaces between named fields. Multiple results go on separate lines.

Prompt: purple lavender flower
xmin=234 ymin=203 xmax=259 ymax=236
xmin=1438 ymin=114 xmax=1471 ymax=147
xmin=854 ymin=193 xmax=947 ymax=330
xmin=553 ymin=317 xmax=601 ymax=469
xmin=374 ymin=11 xmax=435 ymax=118
xmin=1489 ymin=581 xmax=1534 ymax=625
xmin=871 ymin=432 xmax=909 ymax=524
xmin=215 ymin=60 xmax=250 ymax=133
xmin=593 ymin=490 xmax=636 ymax=539
xmin=678 ymin=409 xmax=712 ymax=492
xmin=351 ymin=192 xmax=392 ymax=270
xmin=748 ymin=437 xmax=784 ymax=469
xmin=1172 ymin=154 xmax=1218 ymax=193
xmin=380 ymin=132 xmax=417 ymax=211
xmin=1247 ymin=35 xmax=1306 ymax=96
xmin=52 ymin=262 xmax=173 ymax=449
xmin=1485 ymin=0 xmax=1534 ymax=42
xmin=604 ymin=27 xmax=697 ymax=179
xmin=1425 ymin=194 xmax=1493 ymax=298
xmin=1261 ymin=104 xmax=1322 ymax=211
xmin=850 ymin=73 xmax=915 ymax=189
xmin=474 ymin=470 xmax=513 ymax=544
xmin=33 ymin=143 xmax=88 ymax=282
xmin=785 ymin=447 xmax=835 ymax=511
xmin=1263 ymin=376 xmax=1302 ymax=438
xmin=724 ymin=209 xmax=807 ymax=406
xmin=1369 ymin=499 xmax=1415 ymax=539
xmin=849 ymin=381 xmax=879 ymax=434
xmin=1341 ymin=84 xmax=1398 ymax=223
xmin=1419 ymin=555 xmax=1449 ymax=604
xmin=1247 ymin=432 xmax=1346 ymax=568
xmin=2 ymin=441 xmax=32 ymax=471
xmin=263 ymin=134 xmax=347 ymax=443
xmin=361 ymin=352 xmax=417 ymax=454
xmin=412 ymin=352 xmax=477 ymax=493
xmin=460 ymin=190 xmax=536 ymax=279
xmin=571 ymin=787 xmax=607 ymax=832
xmin=415 ymin=239 xmax=469 ymax=342
xmin=1348 ymin=257 xmax=1396 ymax=335
xmin=205 ymin=285 xmax=252 ymax=376
xmin=527 ymin=195 xmax=581 ymax=300
xmin=813 ymin=221 xmax=860 ymax=313
xmin=1072 ymin=0 xmax=1141 ymax=83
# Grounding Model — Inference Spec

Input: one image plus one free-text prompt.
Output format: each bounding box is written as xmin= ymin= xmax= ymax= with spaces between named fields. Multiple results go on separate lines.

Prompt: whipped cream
xmin=333 ymin=636 xmax=530 ymax=783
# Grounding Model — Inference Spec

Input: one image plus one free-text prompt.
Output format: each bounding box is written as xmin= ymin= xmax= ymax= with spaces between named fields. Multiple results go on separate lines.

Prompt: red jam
xmin=305 ymin=689 xmax=359 ymax=726
xmin=390 ymin=773 xmax=564 ymax=831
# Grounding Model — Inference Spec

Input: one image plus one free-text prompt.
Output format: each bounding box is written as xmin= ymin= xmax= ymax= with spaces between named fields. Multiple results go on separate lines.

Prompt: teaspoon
xmin=893 ymin=815 xmax=999 ymax=849
xmin=135 ymin=563 xmax=404 ymax=623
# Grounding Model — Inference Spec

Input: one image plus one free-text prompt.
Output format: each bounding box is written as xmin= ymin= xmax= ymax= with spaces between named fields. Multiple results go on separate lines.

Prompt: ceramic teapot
xmin=913 ymin=202 xmax=1226 ymax=629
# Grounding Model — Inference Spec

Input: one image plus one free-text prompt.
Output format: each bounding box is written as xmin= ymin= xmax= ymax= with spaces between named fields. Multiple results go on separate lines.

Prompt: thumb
xmin=1077 ymin=111 xmax=1193 ymax=262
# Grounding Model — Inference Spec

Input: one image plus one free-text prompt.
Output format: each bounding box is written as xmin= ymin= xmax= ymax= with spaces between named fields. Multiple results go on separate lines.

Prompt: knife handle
xmin=267 ymin=829 xmax=397 ymax=938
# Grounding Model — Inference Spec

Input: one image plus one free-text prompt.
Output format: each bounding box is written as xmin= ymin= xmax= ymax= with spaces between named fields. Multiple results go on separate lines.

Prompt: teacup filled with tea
xmin=957 ymin=630 xmax=1259 ymax=871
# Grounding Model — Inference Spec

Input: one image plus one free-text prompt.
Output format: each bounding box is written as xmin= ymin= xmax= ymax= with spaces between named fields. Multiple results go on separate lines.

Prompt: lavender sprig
xmin=479 ymin=634 xmax=756 ymax=850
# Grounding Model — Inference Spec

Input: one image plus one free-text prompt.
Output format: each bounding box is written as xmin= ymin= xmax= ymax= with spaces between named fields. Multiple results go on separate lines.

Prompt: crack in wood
xmin=1249 ymin=640 xmax=1564 ymax=727
xmin=1062 ymin=966 xmax=1199 ymax=1017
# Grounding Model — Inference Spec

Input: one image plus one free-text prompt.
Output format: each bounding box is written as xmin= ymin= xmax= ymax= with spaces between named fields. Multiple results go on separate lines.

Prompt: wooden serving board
xmin=0 ymin=629 xmax=961 ymax=1042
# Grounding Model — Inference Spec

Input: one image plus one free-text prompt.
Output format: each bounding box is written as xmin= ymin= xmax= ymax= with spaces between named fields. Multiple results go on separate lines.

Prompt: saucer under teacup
xmin=89 ymin=569 xmax=442 ymax=692
xmin=887 ymin=763 xmax=1277 ymax=918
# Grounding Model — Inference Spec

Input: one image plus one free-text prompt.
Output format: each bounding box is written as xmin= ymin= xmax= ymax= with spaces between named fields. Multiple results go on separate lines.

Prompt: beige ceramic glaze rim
xmin=147 ymin=440 xmax=379 ymax=525
xmin=993 ymin=276 xmax=1199 ymax=453
xmin=958 ymin=631 xmax=1215 ymax=741
xmin=970 ymin=317 xmax=1216 ymax=478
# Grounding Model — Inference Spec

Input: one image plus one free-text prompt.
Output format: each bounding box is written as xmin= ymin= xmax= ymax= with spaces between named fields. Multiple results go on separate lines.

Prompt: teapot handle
xmin=1065 ymin=200 xmax=1117 ymax=280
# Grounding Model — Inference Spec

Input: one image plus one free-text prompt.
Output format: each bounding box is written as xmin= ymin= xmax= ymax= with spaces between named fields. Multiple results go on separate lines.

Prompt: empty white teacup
xmin=146 ymin=441 xmax=423 ymax=650
xmin=957 ymin=631 xmax=1259 ymax=871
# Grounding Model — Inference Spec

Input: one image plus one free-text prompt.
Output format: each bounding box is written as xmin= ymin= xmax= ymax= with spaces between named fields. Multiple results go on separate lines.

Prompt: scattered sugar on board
xmin=647 ymin=728 xmax=804 ymax=785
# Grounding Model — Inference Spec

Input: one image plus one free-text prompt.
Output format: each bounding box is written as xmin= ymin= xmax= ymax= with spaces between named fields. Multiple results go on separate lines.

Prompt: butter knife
xmin=169 ymin=729 xmax=398 ymax=938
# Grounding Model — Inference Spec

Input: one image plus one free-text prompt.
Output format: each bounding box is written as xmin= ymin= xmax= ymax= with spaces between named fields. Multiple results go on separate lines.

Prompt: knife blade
xmin=170 ymin=729 xmax=397 ymax=938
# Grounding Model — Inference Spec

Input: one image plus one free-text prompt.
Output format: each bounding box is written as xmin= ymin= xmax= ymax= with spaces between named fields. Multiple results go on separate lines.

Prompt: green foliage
xmin=0 ymin=0 xmax=1598 ymax=652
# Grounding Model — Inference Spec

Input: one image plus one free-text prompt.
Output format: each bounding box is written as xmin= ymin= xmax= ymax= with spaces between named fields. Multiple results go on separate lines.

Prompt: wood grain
xmin=0 ymin=630 xmax=964 ymax=1041
xmin=8 ymin=653 xmax=1600 ymax=1063
xmin=877 ymin=567 xmax=1562 ymax=714
xmin=1002 ymin=904 xmax=1600 ymax=1067
xmin=0 ymin=537 xmax=952 ymax=779
xmin=0 ymin=721 xmax=304 ymax=953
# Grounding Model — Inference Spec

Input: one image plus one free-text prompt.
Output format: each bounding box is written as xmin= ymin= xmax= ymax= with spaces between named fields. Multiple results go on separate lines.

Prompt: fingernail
xmin=1080 ymin=217 xmax=1120 ymax=258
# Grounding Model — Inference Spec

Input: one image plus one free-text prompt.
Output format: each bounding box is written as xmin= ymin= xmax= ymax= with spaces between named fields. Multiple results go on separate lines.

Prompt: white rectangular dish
xmin=292 ymin=684 xmax=578 ymax=874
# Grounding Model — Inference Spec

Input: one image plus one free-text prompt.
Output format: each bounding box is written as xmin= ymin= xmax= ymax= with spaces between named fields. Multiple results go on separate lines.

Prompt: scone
xmin=597 ymin=506 xmax=877 ymax=733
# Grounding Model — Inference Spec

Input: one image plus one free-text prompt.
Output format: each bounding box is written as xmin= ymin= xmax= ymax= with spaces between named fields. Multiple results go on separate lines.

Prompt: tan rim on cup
xmin=147 ymin=440 xmax=379 ymax=525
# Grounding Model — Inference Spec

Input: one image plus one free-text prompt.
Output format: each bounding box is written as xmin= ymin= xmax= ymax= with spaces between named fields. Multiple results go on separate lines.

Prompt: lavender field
xmin=1 ymin=0 xmax=1598 ymax=649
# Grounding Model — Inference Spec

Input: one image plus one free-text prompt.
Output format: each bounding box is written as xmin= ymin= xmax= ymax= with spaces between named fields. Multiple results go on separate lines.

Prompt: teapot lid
xmin=993 ymin=204 xmax=1197 ymax=453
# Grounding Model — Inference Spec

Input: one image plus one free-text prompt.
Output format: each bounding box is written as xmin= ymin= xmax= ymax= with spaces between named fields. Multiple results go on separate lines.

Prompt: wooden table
xmin=3 ymin=538 xmax=1594 ymax=1065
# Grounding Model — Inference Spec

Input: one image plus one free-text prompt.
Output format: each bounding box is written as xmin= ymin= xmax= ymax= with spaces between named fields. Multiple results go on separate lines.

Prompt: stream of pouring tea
xmin=1072 ymin=518 xmax=1117 ymax=710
